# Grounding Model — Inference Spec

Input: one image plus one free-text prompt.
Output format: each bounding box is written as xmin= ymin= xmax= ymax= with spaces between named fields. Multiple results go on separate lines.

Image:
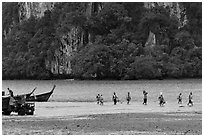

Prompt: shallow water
xmin=2 ymin=79 xmax=202 ymax=104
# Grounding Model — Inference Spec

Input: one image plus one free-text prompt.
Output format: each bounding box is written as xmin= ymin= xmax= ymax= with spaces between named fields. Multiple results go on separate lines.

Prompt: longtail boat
xmin=2 ymin=87 xmax=36 ymax=111
xmin=26 ymin=85 xmax=56 ymax=102
xmin=16 ymin=87 xmax=37 ymax=99
xmin=2 ymin=87 xmax=36 ymax=100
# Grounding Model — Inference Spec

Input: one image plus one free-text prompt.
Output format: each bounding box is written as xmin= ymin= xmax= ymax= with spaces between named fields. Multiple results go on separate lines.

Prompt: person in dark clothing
xmin=143 ymin=90 xmax=148 ymax=105
xmin=96 ymin=94 xmax=100 ymax=104
xmin=112 ymin=92 xmax=118 ymax=105
xmin=177 ymin=93 xmax=182 ymax=104
xmin=158 ymin=92 xmax=165 ymax=106
xmin=8 ymin=88 xmax=14 ymax=97
xmin=8 ymin=88 xmax=16 ymax=111
xmin=2 ymin=91 xmax=5 ymax=96
xmin=187 ymin=92 xmax=193 ymax=106
xmin=126 ymin=92 xmax=131 ymax=104
xmin=99 ymin=94 xmax=104 ymax=105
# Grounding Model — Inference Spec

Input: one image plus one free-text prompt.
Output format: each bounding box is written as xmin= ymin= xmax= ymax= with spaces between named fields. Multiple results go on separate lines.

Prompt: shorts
xmin=144 ymin=98 xmax=147 ymax=103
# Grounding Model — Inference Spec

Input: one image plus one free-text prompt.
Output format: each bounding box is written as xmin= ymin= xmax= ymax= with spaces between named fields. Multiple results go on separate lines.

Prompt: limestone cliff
xmin=18 ymin=2 xmax=55 ymax=21
xmin=144 ymin=2 xmax=186 ymax=47
xmin=15 ymin=2 xmax=185 ymax=75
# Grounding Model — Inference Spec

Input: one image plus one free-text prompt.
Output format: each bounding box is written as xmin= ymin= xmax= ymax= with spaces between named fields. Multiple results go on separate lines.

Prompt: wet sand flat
xmin=2 ymin=101 xmax=202 ymax=135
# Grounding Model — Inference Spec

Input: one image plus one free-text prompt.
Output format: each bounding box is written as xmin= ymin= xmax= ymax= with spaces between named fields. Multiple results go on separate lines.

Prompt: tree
xmin=126 ymin=56 xmax=162 ymax=79
xmin=87 ymin=3 xmax=130 ymax=36
xmin=182 ymin=2 xmax=202 ymax=47
xmin=140 ymin=5 xmax=180 ymax=46
xmin=71 ymin=43 xmax=112 ymax=79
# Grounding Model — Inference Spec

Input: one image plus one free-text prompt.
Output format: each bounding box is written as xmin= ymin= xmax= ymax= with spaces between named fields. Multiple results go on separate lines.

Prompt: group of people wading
xmin=96 ymin=91 xmax=194 ymax=107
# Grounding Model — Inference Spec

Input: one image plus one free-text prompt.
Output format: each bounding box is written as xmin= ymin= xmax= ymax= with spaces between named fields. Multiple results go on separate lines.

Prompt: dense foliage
xmin=2 ymin=2 xmax=202 ymax=80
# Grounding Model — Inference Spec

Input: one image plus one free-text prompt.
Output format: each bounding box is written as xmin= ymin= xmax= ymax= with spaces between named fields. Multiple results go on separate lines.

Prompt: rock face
xmin=50 ymin=27 xmax=81 ymax=75
xmin=144 ymin=2 xmax=186 ymax=27
xmin=144 ymin=2 xmax=181 ymax=18
xmin=18 ymin=2 xmax=55 ymax=21
xmin=47 ymin=3 xmax=102 ymax=75
xmin=18 ymin=2 xmax=81 ymax=75
xmin=48 ymin=2 xmax=103 ymax=75
xmin=144 ymin=2 xmax=186 ymax=48
xmin=17 ymin=2 xmax=184 ymax=75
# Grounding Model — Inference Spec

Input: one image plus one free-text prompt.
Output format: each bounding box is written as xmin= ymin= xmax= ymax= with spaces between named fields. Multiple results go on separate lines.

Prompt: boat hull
xmin=26 ymin=85 xmax=56 ymax=102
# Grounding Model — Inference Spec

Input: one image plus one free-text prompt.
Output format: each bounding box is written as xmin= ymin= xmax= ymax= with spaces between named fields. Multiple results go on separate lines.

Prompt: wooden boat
xmin=2 ymin=87 xmax=36 ymax=112
xmin=26 ymin=85 xmax=56 ymax=102
xmin=2 ymin=95 xmax=11 ymax=111
xmin=2 ymin=87 xmax=36 ymax=100
xmin=16 ymin=87 xmax=37 ymax=99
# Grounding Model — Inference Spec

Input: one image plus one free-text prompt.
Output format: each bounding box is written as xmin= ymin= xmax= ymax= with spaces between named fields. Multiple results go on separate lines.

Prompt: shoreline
xmin=2 ymin=77 xmax=202 ymax=81
xmin=3 ymin=101 xmax=201 ymax=117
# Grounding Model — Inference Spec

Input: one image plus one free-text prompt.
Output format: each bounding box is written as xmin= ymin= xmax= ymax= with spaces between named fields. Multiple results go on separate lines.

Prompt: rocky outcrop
xmin=18 ymin=2 xmax=55 ymax=22
xmin=144 ymin=2 xmax=186 ymax=47
xmin=49 ymin=2 xmax=103 ymax=75
xmin=50 ymin=2 xmax=103 ymax=75
xmin=18 ymin=2 xmax=86 ymax=75
xmin=50 ymin=27 xmax=81 ymax=74
xmin=13 ymin=2 xmax=187 ymax=75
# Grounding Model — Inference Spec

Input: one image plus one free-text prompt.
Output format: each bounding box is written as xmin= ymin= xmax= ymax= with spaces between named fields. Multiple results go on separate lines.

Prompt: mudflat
xmin=2 ymin=102 xmax=202 ymax=135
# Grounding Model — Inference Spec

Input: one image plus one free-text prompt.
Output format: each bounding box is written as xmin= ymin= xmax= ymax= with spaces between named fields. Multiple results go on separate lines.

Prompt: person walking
xmin=177 ymin=93 xmax=182 ymax=104
xmin=96 ymin=94 xmax=100 ymax=105
xmin=187 ymin=92 xmax=193 ymax=106
xmin=126 ymin=92 xmax=131 ymax=104
xmin=143 ymin=90 xmax=148 ymax=105
xmin=158 ymin=92 xmax=165 ymax=106
xmin=112 ymin=92 xmax=118 ymax=105
xmin=99 ymin=94 xmax=104 ymax=105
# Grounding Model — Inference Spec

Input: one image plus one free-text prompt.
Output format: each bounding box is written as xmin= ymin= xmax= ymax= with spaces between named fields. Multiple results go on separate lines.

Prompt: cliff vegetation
xmin=2 ymin=2 xmax=202 ymax=80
